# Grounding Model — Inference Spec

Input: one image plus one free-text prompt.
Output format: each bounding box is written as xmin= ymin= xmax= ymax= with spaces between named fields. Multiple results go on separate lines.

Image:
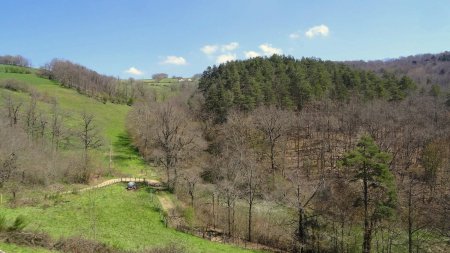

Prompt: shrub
xmin=0 ymin=214 xmax=6 ymax=232
xmin=54 ymin=236 xmax=118 ymax=253
xmin=140 ymin=243 xmax=186 ymax=253
xmin=0 ymin=79 xmax=29 ymax=92
xmin=4 ymin=231 xmax=53 ymax=248
xmin=7 ymin=215 xmax=28 ymax=232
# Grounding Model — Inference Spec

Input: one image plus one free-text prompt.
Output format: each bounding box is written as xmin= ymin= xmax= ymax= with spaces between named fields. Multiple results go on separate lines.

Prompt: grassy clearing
xmin=1 ymin=184 xmax=260 ymax=253
xmin=142 ymin=78 xmax=178 ymax=84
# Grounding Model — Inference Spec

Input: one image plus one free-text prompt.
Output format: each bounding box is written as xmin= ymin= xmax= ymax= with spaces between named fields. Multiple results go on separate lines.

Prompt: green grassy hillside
xmin=1 ymin=185 xmax=258 ymax=253
xmin=0 ymin=70 xmax=152 ymax=177
xmin=0 ymin=69 xmax=260 ymax=252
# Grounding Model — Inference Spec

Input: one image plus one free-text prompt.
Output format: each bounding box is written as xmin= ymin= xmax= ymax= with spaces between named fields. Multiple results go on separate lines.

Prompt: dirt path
xmin=59 ymin=177 xmax=175 ymax=214
xmin=60 ymin=177 xmax=163 ymax=194
xmin=156 ymin=193 xmax=175 ymax=211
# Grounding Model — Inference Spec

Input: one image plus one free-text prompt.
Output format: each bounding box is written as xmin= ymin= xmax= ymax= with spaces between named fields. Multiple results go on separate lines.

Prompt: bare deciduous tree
xmin=24 ymin=93 xmax=38 ymax=137
xmin=78 ymin=111 xmax=102 ymax=181
xmin=4 ymin=95 xmax=22 ymax=127
xmin=239 ymin=155 xmax=263 ymax=242
xmin=254 ymin=106 xmax=288 ymax=182
xmin=50 ymin=101 xmax=65 ymax=150
xmin=153 ymin=102 xmax=194 ymax=190
xmin=0 ymin=153 xmax=17 ymax=188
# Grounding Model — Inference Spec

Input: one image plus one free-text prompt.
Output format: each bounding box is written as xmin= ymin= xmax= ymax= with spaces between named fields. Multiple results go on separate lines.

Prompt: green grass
xmin=1 ymin=185 xmax=260 ymax=253
xmin=0 ymin=64 xmax=33 ymax=74
xmin=0 ymin=242 xmax=56 ymax=253
xmin=111 ymin=132 xmax=157 ymax=177
xmin=142 ymin=78 xmax=178 ymax=84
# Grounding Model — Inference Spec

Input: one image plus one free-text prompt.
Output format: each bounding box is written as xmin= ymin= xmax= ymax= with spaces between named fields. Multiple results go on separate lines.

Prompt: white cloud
xmin=161 ymin=56 xmax=187 ymax=65
xmin=289 ymin=32 xmax=301 ymax=39
xmin=221 ymin=42 xmax=239 ymax=51
xmin=125 ymin=67 xmax=143 ymax=76
xmin=244 ymin=51 xmax=260 ymax=59
xmin=216 ymin=53 xmax=236 ymax=64
xmin=259 ymin=43 xmax=283 ymax=56
xmin=305 ymin=24 xmax=329 ymax=38
xmin=201 ymin=45 xmax=219 ymax=55
xmin=201 ymin=42 xmax=239 ymax=55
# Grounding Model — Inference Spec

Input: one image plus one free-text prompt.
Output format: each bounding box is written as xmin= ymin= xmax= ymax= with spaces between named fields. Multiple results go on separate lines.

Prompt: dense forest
xmin=127 ymin=55 xmax=450 ymax=252
xmin=199 ymin=55 xmax=416 ymax=122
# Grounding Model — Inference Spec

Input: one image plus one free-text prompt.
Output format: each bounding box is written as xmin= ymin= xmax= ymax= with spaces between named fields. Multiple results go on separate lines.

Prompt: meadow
xmin=1 ymin=185 xmax=259 ymax=253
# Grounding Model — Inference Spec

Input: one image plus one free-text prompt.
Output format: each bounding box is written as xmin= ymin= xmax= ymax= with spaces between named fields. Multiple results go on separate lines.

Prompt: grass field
xmin=1 ymin=184 xmax=259 ymax=253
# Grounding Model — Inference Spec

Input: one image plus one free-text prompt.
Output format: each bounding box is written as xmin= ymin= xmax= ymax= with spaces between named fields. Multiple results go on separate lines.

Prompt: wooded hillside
xmin=199 ymin=55 xmax=416 ymax=122
xmin=345 ymin=51 xmax=450 ymax=89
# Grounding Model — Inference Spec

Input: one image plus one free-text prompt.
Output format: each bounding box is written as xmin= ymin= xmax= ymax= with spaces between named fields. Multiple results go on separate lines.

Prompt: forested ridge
xmin=199 ymin=55 xmax=416 ymax=122
xmin=345 ymin=51 xmax=450 ymax=89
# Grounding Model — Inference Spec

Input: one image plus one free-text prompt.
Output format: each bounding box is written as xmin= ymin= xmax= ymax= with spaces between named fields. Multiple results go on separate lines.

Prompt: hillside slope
xmin=0 ymin=69 xmax=260 ymax=253
xmin=0 ymin=69 xmax=152 ymax=177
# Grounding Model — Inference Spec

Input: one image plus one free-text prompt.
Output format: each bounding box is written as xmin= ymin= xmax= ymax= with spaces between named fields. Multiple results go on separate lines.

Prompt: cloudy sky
xmin=1 ymin=0 xmax=449 ymax=78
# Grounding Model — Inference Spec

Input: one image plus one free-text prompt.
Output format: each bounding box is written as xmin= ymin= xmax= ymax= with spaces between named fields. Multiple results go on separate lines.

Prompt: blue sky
xmin=1 ymin=0 xmax=449 ymax=78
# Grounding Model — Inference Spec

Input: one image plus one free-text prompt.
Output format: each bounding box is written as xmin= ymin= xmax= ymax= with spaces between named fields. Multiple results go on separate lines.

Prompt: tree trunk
xmin=297 ymin=185 xmax=306 ymax=245
xmin=190 ymin=190 xmax=194 ymax=208
xmin=341 ymin=221 xmax=345 ymax=253
xmin=165 ymin=156 xmax=171 ymax=187
xmin=248 ymin=199 xmax=253 ymax=242
xmin=227 ymin=198 xmax=231 ymax=236
xmin=408 ymin=180 xmax=413 ymax=253
xmin=212 ymin=193 xmax=216 ymax=229
xmin=362 ymin=164 xmax=372 ymax=253
xmin=173 ymin=166 xmax=178 ymax=190
xmin=363 ymin=222 xmax=373 ymax=253
xmin=270 ymin=142 xmax=276 ymax=182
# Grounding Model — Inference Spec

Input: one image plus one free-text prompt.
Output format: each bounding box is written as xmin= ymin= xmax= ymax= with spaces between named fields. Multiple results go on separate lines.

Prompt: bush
xmin=0 ymin=214 xmax=6 ymax=232
xmin=0 ymin=79 xmax=29 ymax=92
xmin=140 ymin=243 xmax=186 ymax=253
xmin=54 ymin=236 xmax=118 ymax=253
xmin=4 ymin=231 xmax=53 ymax=248
xmin=7 ymin=215 xmax=28 ymax=232
xmin=0 ymin=215 xmax=52 ymax=248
